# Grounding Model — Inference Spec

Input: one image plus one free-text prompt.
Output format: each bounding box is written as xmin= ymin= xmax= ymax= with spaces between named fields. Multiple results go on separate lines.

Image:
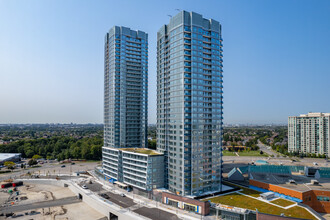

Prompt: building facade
xmin=288 ymin=113 xmax=330 ymax=156
xmin=103 ymin=148 xmax=164 ymax=191
xmin=104 ymin=26 xmax=148 ymax=149
xmin=157 ymin=11 xmax=223 ymax=196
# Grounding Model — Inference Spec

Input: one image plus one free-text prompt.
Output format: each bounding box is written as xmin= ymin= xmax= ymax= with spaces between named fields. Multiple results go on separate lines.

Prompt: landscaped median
xmin=203 ymin=182 xmax=316 ymax=220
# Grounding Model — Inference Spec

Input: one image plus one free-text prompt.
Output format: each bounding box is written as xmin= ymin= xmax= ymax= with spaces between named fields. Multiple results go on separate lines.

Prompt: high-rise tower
xmin=288 ymin=113 xmax=330 ymax=156
xmin=103 ymin=26 xmax=148 ymax=181
xmin=104 ymin=26 xmax=148 ymax=149
xmin=157 ymin=11 xmax=223 ymax=196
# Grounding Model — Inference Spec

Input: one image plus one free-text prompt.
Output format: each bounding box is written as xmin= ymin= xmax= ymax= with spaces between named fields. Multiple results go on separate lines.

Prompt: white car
xmin=82 ymin=185 xmax=88 ymax=189
xmin=120 ymin=193 xmax=126 ymax=197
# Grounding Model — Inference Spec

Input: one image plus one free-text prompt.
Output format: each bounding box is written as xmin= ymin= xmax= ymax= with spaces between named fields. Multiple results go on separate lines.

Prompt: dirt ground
xmin=0 ymin=183 xmax=106 ymax=220
xmin=3 ymin=203 xmax=106 ymax=220
xmin=1 ymin=184 xmax=75 ymax=207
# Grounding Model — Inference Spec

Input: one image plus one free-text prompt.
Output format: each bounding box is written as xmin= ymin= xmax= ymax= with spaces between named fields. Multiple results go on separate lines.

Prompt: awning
xmin=115 ymin=181 xmax=128 ymax=187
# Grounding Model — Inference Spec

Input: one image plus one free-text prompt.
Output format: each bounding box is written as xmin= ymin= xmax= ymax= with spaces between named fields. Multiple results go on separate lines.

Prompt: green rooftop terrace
xmin=120 ymin=148 xmax=162 ymax=156
xmin=204 ymin=193 xmax=316 ymax=219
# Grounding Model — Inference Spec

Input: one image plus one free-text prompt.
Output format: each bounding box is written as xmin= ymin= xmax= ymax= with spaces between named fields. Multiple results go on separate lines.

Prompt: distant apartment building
xmin=103 ymin=148 xmax=164 ymax=191
xmin=288 ymin=112 xmax=330 ymax=156
xmin=157 ymin=11 xmax=223 ymax=196
xmin=103 ymin=26 xmax=151 ymax=188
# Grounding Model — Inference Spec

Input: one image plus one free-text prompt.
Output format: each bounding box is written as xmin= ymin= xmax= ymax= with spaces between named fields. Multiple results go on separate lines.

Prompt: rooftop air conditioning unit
xmin=311 ymin=179 xmax=319 ymax=185
xmin=289 ymin=179 xmax=296 ymax=184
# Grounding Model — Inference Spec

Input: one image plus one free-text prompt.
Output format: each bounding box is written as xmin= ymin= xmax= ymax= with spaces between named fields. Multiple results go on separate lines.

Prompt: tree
xmin=91 ymin=145 xmax=102 ymax=160
xmin=72 ymin=146 xmax=81 ymax=159
xmin=28 ymin=159 xmax=38 ymax=167
xmin=32 ymin=154 xmax=42 ymax=160
xmin=148 ymin=139 xmax=156 ymax=150
xmin=4 ymin=161 xmax=15 ymax=170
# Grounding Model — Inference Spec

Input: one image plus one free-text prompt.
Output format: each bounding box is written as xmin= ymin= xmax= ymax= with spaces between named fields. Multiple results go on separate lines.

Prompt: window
xmin=317 ymin=196 xmax=330 ymax=202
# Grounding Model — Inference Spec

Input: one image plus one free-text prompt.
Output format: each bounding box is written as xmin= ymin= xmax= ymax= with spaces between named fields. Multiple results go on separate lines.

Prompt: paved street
xmin=1 ymin=196 xmax=81 ymax=213
xmin=100 ymin=191 xmax=136 ymax=208
xmin=134 ymin=207 xmax=181 ymax=220
xmin=257 ymin=140 xmax=279 ymax=157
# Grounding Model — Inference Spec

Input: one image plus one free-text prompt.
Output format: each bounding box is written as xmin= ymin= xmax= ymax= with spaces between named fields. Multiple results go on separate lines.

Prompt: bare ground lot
xmin=0 ymin=183 xmax=106 ymax=220
xmin=1 ymin=203 xmax=106 ymax=220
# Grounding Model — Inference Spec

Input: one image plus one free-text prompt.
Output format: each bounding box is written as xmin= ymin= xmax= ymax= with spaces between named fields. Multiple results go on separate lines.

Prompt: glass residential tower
xmin=103 ymin=26 xmax=148 ymax=181
xmin=157 ymin=11 xmax=223 ymax=196
xmin=103 ymin=26 xmax=148 ymax=149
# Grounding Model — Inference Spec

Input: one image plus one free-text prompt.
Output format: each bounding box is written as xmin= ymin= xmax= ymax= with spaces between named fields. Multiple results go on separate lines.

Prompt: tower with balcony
xmin=103 ymin=26 xmax=148 ymax=181
xmin=157 ymin=11 xmax=224 ymax=196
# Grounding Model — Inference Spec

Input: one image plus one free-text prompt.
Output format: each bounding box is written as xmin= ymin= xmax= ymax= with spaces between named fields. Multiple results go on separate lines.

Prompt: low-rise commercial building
xmin=250 ymin=172 xmax=330 ymax=213
xmin=0 ymin=153 xmax=21 ymax=165
xmin=162 ymin=191 xmax=210 ymax=215
xmin=102 ymin=147 xmax=164 ymax=191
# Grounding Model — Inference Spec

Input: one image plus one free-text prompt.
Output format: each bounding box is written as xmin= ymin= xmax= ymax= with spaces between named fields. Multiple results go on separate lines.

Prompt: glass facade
xmin=103 ymin=26 xmax=148 ymax=184
xmin=157 ymin=11 xmax=223 ymax=196
xmin=104 ymin=26 xmax=148 ymax=149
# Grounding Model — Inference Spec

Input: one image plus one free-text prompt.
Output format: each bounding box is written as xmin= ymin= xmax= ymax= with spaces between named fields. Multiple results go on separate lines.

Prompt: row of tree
xmin=0 ymin=136 xmax=103 ymax=161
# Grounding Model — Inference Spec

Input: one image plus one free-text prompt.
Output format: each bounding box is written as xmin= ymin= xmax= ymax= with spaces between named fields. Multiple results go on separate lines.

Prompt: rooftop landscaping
xmin=223 ymin=181 xmax=261 ymax=198
xmin=271 ymin=198 xmax=295 ymax=207
xmin=204 ymin=193 xmax=315 ymax=220
xmin=121 ymin=148 xmax=161 ymax=156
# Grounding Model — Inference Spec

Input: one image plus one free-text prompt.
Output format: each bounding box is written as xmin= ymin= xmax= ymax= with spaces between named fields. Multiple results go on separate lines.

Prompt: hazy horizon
xmin=1 ymin=0 xmax=330 ymax=124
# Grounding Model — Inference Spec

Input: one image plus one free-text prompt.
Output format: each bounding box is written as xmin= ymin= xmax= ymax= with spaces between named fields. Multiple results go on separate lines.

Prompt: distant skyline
xmin=1 ymin=0 xmax=330 ymax=124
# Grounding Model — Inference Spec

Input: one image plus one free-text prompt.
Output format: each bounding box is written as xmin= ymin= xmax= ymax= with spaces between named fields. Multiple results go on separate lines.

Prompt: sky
xmin=0 ymin=0 xmax=330 ymax=124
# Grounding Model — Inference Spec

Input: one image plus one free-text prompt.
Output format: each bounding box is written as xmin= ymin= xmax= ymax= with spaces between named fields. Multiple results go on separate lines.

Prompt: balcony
xmin=184 ymin=68 xmax=191 ymax=72
xmin=184 ymin=34 xmax=191 ymax=39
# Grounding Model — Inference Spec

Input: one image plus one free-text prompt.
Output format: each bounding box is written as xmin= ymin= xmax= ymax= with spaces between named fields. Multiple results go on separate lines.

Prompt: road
xmin=134 ymin=207 xmax=181 ymax=220
xmin=1 ymin=196 xmax=81 ymax=213
xmin=257 ymin=140 xmax=280 ymax=157
xmin=101 ymin=191 xmax=136 ymax=208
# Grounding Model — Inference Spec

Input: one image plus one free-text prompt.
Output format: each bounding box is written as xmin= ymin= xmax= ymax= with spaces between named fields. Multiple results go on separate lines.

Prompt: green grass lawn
xmin=205 ymin=193 xmax=316 ymax=220
xmin=223 ymin=181 xmax=261 ymax=198
xmin=240 ymin=187 xmax=261 ymax=198
xmin=222 ymin=150 xmax=269 ymax=157
xmin=222 ymin=150 xmax=237 ymax=156
xmin=237 ymin=150 xmax=269 ymax=157
xmin=271 ymin=198 xmax=295 ymax=207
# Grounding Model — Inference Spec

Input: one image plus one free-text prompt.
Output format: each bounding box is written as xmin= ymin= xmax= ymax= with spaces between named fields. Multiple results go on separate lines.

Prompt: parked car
xmin=61 ymin=165 xmax=66 ymax=168
xmin=71 ymin=162 xmax=75 ymax=165
xmin=82 ymin=185 xmax=88 ymax=189
xmin=100 ymin=193 xmax=110 ymax=199
xmin=120 ymin=193 xmax=126 ymax=197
